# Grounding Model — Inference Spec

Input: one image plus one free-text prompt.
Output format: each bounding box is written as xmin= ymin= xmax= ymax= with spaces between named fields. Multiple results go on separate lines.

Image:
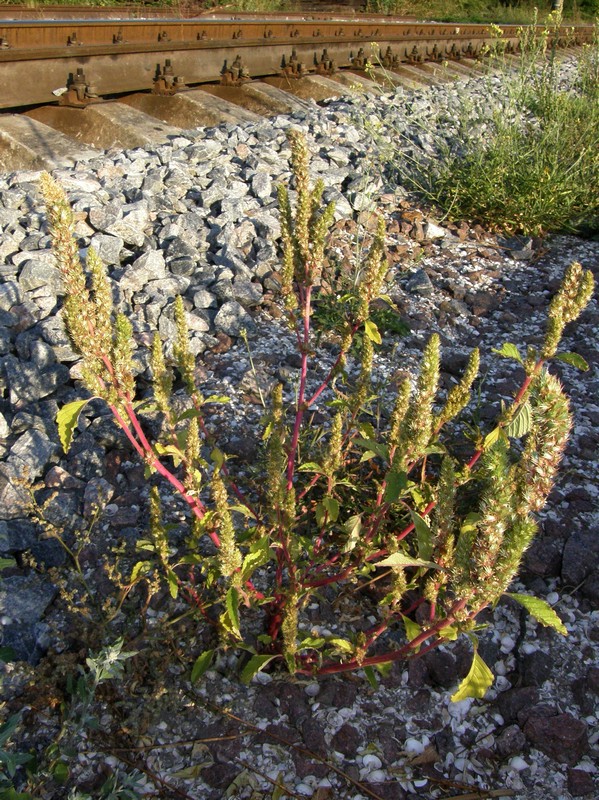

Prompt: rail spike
xmin=314 ymin=49 xmax=336 ymax=76
xmin=153 ymin=59 xmax=185 ymax=95
xmin=280 ymin=48 xmax=306 ymax=79
xmin=58 ymin=67 xmax=101 ymax=107
xmin=220 ymin=55 xmax=250 ymax=86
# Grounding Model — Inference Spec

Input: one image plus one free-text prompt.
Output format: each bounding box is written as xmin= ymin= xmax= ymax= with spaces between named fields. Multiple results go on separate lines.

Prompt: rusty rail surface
xmin=0 ymin=14 xmax=593 ymax=110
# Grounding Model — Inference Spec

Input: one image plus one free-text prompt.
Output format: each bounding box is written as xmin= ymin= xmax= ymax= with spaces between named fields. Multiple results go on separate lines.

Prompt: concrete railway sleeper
xmin=0 ymin=14 xmax=592 ymax=171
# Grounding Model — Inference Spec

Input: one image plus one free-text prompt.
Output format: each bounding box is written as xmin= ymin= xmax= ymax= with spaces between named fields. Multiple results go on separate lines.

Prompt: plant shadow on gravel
xmin=0 ymin=128 xmax=594 ymax=798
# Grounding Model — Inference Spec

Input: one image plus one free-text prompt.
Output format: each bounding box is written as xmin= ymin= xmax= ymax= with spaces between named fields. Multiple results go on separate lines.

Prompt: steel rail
xmin=0 ymin=17 xmax=593 ymax=110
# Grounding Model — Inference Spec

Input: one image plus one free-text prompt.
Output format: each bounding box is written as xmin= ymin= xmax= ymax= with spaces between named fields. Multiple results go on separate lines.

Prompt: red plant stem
xmin=286 ymin=284 xmax=313 ymax=490
xmin=298 ymin=598 xmax=469 ymax=675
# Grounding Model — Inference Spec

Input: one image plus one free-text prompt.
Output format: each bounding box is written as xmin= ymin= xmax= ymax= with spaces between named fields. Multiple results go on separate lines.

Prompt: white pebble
xmin=304 ymin=683 xmax=320 ymax=697
xmin=404 ymin=738 xmax=425 ymax=755
xmin=546 ymin=591 xmax=559 ymax=605
xmin=509 ymin=756 xmax=529 ymax=772
xmin=368 ymin=770 xmax=386 ymax=783
xmin=362 ymin=754 xmax=382 ymax=770
xmin=296 ymin=783 xmax=313 ymax=796
xmin=500 ymin=634 xmax=516 ymax=654
xmin=521 ymin=643 xmax=537 ymax=655
xmin=253 ymin=671 xmax=272 ymax=685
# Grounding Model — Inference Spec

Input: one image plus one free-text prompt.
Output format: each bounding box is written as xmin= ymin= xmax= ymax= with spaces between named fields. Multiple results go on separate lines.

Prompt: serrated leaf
xmin=56 ymin=399 xmax=93 ymax=453
xmin=364 ymin=319 xmax=382 ymax=344
xmin=504 ymin=401 xmax=532 ymax=439
xmin=554 ymin=352 xmax=589 ymax=371
xmin=451 ymin=651 xmax=494 ymax=702
xmin=240 ymin=654 xmax=279 ymax=685
xmin=191 ymin=649 xmax=215 ymax=682
xmin=377 ymin=552 xmax=439 ymax=570
xmin=383 ymin=470 xmax=408 ymax=504
xmin=506 ymin=592 xmax=567 ymax=635
xmin=402 ymin=615 xmax=422 ymax=652
xmin=410 ymin=510 xmax=434 ymax=561
xmin=363 ymin=666 xmax=378 ymax=689
xmin=493 ymin=342 xmax=522 ymax=363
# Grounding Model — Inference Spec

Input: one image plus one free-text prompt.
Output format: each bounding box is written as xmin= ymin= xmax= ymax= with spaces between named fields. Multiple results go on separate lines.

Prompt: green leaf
xmin=493 ymin=342 xmax=522 ymax=363
xmin=155 ymin=442 xmax=184 ymax=467
xmin=363 ymin=666 xmax=378 ymax=689
xmin=364 ymin=319 xmax=382 ymax=344
xmin=410 ymin=510 xmax=434 ymax=561
xmin=191 ymin=649 xmax=215 ymax=682
xmin=374 ymin=661 xmax=393 ymax=676
xmin=130 ymin=561 xmax=152 ymax=582
xmin=439 ymin=624 xmax=459 ymax=641
xmin=504 ymin=401 xmax=532 ymax=439
xmin=297 ymin=462 xmax=323 ymax=473
xmin=451 ymin=650 xmax=494 ymax=702
xmin=354 ymin=438 xmax=389 ymax=462
xmin=240 ymin=654 xmax=279 ymax=685
xmin=241 ymin=537 xmax=272 ymax=580
xmin=51 ymin=761 xmax=69 ymax=784
xmin=211 ymin=448 xmax=225 ymax=469
xmin=0 ymin=557 xmax=16 ymax=571
xmin=342 ymin=514 xmax=362 ymax=553
xmin=483 ymin=426 xmax=503 ymax=451
xmin=166 ymin=568 xmax=179 ymax=599
xmin=359 ymin=450 xmax=378 ymax=463
xmin=505 ymin=592 xmax=568 ymax=635
xmin=402 ymin=615 xmax=422 ymax=652
xmin=376 ymin=553 xmax=439 ymax=570
xmin=225 ymin=586 xmax=241 ymax=639
xmin=554 ymin=352 xmax=589 ymax=371
xmin=327 ymin=637 xmax=354 ymax=653
xmin=359 ymin=422 xmax=377 ymax=439
xmin=56 ymin=399 xmax=93 ymax=453
xmin=299 ymin=636 xmax=326 ymax=650
xmin=204 ymin=394 xmax=230 ymax=404
xmin=383 ymin=470 xmax=408 ymax=504
xmin=0 ymin=647 xmax=15 ymax=663
xmin=322 ymin=496 xmax=339 ymax=523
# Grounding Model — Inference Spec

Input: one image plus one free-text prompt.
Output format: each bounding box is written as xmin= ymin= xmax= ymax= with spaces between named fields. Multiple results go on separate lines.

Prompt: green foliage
xmin=40 ymin=133 xmax=593 ymax=700
xmin=390 ymin=18 xmax=599 ymax=235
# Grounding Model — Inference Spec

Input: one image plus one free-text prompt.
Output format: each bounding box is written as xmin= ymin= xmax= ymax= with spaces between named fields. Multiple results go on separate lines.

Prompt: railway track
xmin=0 ymin=10 xmax=593 ymax=171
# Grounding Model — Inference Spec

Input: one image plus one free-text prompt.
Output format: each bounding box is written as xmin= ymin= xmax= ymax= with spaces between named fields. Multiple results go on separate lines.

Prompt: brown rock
xmin=567 ymin=768 xmax=596 ymax=796
xmin=523 ymin=712 xmax=588 ymax=766
xmin=331 ymin=722 xmax=362 ymax=756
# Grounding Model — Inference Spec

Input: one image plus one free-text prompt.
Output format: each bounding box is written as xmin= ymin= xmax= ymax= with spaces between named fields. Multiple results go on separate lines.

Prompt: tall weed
xmin=387 ymin=18 xmax=599 ymax=235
